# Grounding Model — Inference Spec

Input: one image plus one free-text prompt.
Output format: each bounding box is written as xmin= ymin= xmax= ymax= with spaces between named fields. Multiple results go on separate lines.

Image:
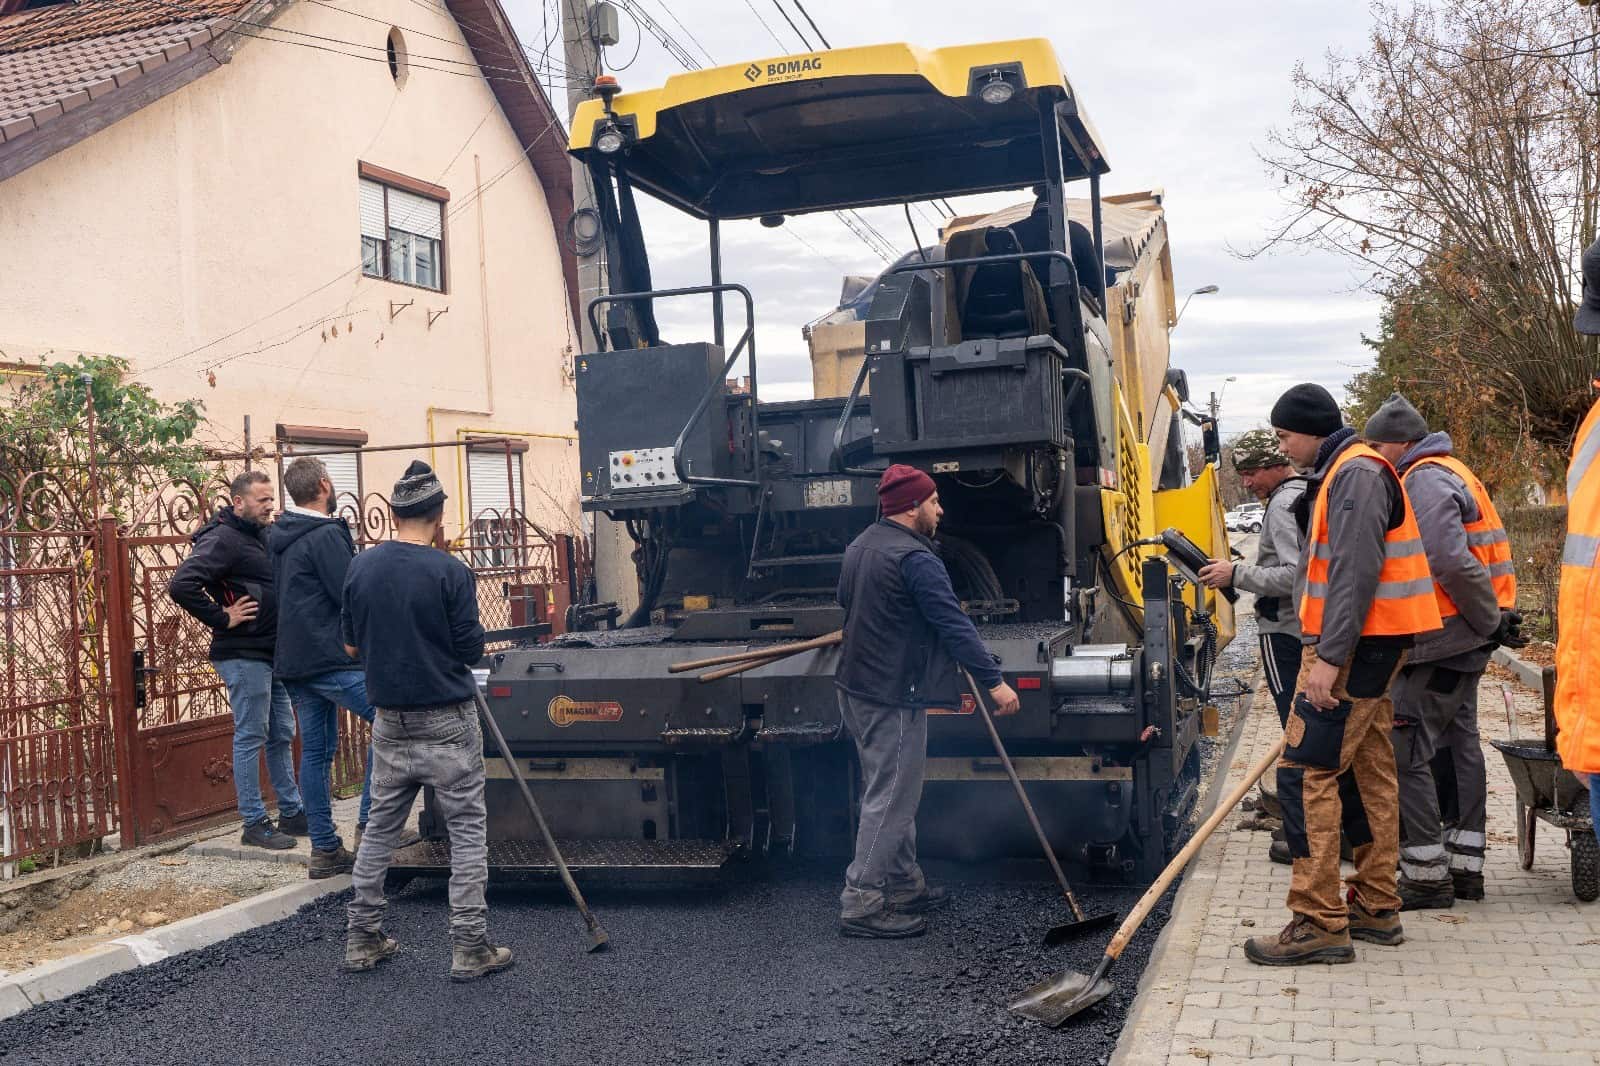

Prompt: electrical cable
xmin=605 ymin=1 xmax=645 ymax=71
xmin=769 ymin=0 xmax=812 ymax=51
xmin=904 ymin=203 xmax=930 ymax=265
xmin=791 ymin=0 xmax=831 ymax=49
xmin=739 ymin=0 xmax=790 ymax=51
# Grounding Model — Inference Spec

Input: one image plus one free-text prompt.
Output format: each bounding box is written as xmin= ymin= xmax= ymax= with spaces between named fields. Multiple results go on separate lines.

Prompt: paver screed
xmin=1115 ymin=670 xmax=1600 ymax=1066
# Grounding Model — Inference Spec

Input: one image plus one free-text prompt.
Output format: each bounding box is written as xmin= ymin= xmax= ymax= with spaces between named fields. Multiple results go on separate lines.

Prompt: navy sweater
xmin=341 ymin=542 xmax=485 ymax=709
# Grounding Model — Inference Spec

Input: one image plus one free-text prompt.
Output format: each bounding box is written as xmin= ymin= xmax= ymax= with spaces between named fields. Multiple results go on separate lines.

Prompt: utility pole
xmin=562 ymin=0 xmax=637 ymax=615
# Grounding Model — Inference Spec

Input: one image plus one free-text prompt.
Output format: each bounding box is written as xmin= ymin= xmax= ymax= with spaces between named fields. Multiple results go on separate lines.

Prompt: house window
xmin=358 ymin=163 xmax=447 ymax=292
xmin=278 ymin=425 xmax=368 ymax=515
xmin=467 ymin=443 xmax=527 ymax=567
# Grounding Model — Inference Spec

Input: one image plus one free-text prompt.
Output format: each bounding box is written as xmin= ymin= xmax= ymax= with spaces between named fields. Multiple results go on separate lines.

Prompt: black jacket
xmin=269 ymin=508 xmax=358 ymax=682
xmin=835 ymin=520 xmax=1003 ymax=710
xmin=168 ymin=506 xmax=277 ymax=662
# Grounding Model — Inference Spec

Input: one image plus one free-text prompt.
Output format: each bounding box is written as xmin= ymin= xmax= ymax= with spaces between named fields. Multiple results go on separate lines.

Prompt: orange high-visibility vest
xmin=1403 ymin=454 xmax=1517 ymax=616
xmin=1300 ymin=442 xmax=1443 ymax=639
xmin=1556 ymin=389 xmax=1600 ymax=774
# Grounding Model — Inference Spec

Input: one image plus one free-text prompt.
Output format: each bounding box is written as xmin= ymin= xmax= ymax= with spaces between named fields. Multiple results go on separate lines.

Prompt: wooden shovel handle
xmin=669 ymin=630 xmax=843 ymax=673
xmin=1104 ymin=733 xmax=1288 ymax=962
xmin=695 ymin=630 xmax=845 ymax=682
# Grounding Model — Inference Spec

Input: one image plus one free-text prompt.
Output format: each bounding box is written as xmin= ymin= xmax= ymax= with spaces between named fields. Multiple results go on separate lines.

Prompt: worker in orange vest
xmin=1558 ymin=240 xmax=1600 ymax=829
xmin=1365 ymin=393 xmax=1523 ymax=911
xmin=1245 ymin=383 xmax=1443 ymax=966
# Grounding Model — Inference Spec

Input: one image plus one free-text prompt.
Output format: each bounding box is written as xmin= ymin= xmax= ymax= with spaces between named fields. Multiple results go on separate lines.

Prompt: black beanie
xmin=391 ymin=459 xmax=447 ymax=518
xmin=1270 ymin=383 xmax=1344 ymax=438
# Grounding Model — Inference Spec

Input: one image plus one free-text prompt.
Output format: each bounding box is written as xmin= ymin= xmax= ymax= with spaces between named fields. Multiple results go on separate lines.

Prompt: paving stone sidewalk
xmin=1115 ymin=671 xmax=1600 ymax=1066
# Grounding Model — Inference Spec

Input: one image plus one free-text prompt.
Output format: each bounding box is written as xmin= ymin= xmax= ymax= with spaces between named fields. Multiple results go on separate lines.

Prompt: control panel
xmin=608 ymin=447 xmax=681 ymax=490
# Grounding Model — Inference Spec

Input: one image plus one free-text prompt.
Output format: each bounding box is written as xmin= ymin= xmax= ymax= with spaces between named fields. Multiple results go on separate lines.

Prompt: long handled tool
xmin=696 ymin=631 xmax=844 ymax=683
xmin=667 ymin=630 xmax=842 ymax=674
xmin=471 ymin=690 xmax=609 ymax=953
xmin=1010 ymin=732 xmax=1288 ymax=1026
xmin=961 ymin=670 xmax=1117 ymax=944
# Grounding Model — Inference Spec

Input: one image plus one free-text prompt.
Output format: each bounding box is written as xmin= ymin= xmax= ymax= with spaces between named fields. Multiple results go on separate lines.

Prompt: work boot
xmin=1451 ymin=870 xmax=1485 ymax=901
xmin=241 ymin=819 xmax=296 ymax=851
xmin=1271 ymin=828 xmax=1286 ymax=843
xmin=1269 ymin=839 xmax=1292 ymax=865
xmin=277 ymin=810 xmax=309 ymax=836
xmin=1398 ymin=876 xmax=1455 ymax=911
xmin=341 ymin=930 xmax=399 ymax=973
xmin=1347 ymin=896 xmax=1404 ymax=946
xmin=1243 ymin=915 xmax=1355 ymax=966
xmin=309 ymin=846 xmax=356 ymax=880
xmin=888 ymin=885 xmax=951 ymax=914
xmin=1257 ymin=786 xmax=1284 ymax=821
xmin=450 ymin=941 xmax=515 ymax=982
xmin=353 ymin=825 xmax=423 ymax=851
xmin=839 ymin=910 xmax=928 ymax=939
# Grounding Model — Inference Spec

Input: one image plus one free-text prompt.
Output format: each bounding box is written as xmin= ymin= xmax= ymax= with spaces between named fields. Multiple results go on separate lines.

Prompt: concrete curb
xmin=0 ymin=874 xmax=348 ymax=1021
xmin=186 ymin=838 xmax=311 ymax=866
xmin=1109 ymin=669 xmax=1262 ymax=1066
xmin=1492 ymin=646 xmax=1545 ymax=691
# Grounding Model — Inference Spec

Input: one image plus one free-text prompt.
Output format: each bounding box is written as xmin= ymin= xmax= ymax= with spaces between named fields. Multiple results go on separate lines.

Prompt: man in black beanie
xmin=340 ymin=460 xmax=512 ymax=982
xmin=1245 ymin=383 xmax=1440 ymax=966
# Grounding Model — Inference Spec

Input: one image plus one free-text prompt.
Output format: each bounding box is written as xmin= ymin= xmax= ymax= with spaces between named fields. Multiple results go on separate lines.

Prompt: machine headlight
xmin=595 ymin=123 xmax=626 ymax=154
xmin=978 ymin=73 xmax=1015 ymax=106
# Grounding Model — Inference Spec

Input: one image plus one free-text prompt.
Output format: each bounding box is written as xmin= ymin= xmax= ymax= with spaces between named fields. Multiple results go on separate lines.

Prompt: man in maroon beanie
xmin=833 ymin=463 xmax=1020 ymax=938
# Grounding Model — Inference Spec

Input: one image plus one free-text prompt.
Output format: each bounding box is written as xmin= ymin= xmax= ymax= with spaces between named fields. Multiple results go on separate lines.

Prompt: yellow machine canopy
xmin=568 ymin=39 xmax=1111 ymax=220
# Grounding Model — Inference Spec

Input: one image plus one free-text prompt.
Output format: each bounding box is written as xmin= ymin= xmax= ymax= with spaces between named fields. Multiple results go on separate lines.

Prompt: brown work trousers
xmin=1277 ymin=645 xmax=1404 ymax=932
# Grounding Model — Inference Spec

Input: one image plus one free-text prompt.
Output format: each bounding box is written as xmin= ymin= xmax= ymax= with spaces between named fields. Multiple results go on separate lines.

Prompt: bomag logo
xmin=547 ymin=695 xmax=624 ymax=728
xmin=745 ymin=56 xmax=823 ymax=84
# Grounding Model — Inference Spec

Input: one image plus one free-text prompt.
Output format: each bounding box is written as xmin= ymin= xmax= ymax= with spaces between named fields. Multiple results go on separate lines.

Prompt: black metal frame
xmin=586 ymin=283 xmax=760 ymax=490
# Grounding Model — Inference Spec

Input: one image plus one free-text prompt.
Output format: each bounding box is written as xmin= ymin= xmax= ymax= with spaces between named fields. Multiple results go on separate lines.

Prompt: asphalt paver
xmin=0 ymin=868 xmax=1171 ymax=1066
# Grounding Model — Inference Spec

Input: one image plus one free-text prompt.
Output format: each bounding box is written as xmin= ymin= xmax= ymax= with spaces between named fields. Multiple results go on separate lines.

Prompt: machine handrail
xmin=829 ymin=346 xmax=879 ymax=477
xmin=887 ymin=248 xmax=1074 ymax=278
xmin=585 ymin=283 xmax=760 ymax=491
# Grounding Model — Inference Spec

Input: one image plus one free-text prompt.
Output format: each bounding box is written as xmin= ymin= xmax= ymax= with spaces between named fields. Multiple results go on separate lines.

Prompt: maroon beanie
xmin=878 ymin=464 xmax=936 ymax=516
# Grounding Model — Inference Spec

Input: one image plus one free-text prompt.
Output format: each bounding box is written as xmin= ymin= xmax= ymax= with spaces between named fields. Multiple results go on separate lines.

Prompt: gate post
xmin=99 ymin=515 xmax=140 ymax=846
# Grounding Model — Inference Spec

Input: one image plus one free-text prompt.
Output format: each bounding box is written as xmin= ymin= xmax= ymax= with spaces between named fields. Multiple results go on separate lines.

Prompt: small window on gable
xmin=359 ymin=163 xmax=447 ymax=292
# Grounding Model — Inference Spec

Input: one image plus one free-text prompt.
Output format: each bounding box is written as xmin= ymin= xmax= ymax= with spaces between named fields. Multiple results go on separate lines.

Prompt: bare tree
xmin=1254 ymin=0 xmax=1600 ymax=455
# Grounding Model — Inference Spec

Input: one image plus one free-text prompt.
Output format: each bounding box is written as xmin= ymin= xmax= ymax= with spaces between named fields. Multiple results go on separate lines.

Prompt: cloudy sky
xmin=504 ymin=0 xmax=1385 ymax=437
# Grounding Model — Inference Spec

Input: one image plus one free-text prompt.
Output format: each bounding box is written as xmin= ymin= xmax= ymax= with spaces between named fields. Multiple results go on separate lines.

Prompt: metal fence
xmin=0 ymin=439 xmax=585 ymax=863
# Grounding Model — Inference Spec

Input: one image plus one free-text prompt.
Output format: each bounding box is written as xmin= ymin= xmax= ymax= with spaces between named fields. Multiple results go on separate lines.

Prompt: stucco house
xmin=0 ymin=0 xmax=581 ymax=538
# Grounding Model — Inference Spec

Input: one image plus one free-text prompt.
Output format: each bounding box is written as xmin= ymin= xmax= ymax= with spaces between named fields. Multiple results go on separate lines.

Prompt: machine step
xmin=389 ymin=837 xmax=738 ymax=882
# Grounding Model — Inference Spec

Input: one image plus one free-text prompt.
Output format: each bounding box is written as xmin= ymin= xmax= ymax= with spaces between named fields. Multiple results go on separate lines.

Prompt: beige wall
xmin=0 ymin=0 xmax=579 ymax=538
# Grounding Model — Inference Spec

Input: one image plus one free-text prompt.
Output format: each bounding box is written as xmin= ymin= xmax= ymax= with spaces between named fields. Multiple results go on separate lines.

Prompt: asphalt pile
xmin=0 ymin=867 xmax=1172 ymax=1066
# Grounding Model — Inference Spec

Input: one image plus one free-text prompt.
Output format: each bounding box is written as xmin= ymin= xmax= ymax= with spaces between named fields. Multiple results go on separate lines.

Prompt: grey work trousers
xmin=838 ymin=690 xmax=928 ymax=919
xmin=348 ymin=700 xmax=490 ymax=947
xmin=1391 ymin=662 xmax=1488 ymax=883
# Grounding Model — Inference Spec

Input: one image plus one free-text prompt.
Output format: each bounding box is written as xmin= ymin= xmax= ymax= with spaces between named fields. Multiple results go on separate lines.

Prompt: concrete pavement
xmin=1114 ymin=668 xmax=1600 ymax=1066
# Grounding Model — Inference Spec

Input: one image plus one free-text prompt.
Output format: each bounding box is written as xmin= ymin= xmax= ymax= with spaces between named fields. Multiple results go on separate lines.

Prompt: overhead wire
xmin=791 ymin=0 xmax=830 ymax=49
xmin=769 ymin=0 xmax=812 ymax=51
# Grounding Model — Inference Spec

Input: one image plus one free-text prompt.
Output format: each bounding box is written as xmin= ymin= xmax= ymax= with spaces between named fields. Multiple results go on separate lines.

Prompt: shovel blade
xmin=1009 ymin=968 xmax=1115 ymax=1027
xmin=585 ymin=923 xmax=611 ymax=953
xmin=1043 ymin=909 xmax=1119 ymax=946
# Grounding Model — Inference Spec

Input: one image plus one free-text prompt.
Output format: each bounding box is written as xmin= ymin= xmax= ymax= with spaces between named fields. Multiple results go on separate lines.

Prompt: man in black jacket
xmin=834 ymin=464 xmax=1019 ymax=939
xmin=169 ymin=470 xmax=304 ymax=851
xmin=270 ymin=457 xmax=375 ymax=878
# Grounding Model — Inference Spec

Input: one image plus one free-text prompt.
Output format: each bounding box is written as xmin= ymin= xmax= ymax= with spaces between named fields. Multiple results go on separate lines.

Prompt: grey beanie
xmin=1364 ymin=392 xmax=1429 ymax=444
xmin=391 ymin=459 xmax=446 ymax=517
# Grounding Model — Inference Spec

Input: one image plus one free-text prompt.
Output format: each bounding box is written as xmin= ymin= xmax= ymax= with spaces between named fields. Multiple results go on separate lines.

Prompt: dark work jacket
xmin=835 ymin=520 xmax=1003 ymax=710
xmin=168 ymin=506 xmax=277 ymax=663
xmin=268 ymin=508 xmax=359 ymax=682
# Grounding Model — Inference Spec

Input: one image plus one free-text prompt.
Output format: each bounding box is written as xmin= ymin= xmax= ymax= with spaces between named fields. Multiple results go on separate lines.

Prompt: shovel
xmin=1011 ymin=732 xmax=1288 ymax=1026
xmin=472 ymin=690 xmax=610 ymax=953
xmin=961 ymin=671 xmax=1118 ymax=944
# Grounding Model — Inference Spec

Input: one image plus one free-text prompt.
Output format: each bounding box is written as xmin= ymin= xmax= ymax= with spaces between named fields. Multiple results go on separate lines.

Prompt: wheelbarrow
xmin=1488 ymin=667 xmax=1599 ymax=902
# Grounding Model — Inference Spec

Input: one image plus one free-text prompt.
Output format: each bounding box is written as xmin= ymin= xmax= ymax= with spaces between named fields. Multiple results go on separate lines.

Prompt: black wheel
xmin=1249 ymin=522 xmax=1262 ymax=534
xmin=1571 ymin=829 xmax=1599 ymax=902
xmin=1516 ymin=801 xmax=1536 ymax=871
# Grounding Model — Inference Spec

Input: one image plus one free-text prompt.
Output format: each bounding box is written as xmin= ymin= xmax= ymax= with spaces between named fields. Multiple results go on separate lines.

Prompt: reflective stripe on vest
xmin=1299 ymin=442 xmax=1443 ymax=639
xmin=1403 ymin=454 xmax=1517 ymax=616
xmin=1557 ymin=390 xmax=1600 ymax=774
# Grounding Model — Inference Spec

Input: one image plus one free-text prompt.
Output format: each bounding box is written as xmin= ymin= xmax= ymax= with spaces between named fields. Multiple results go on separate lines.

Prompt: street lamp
xmin=1210 ymin=375 xmax=1238 ymax=421
xmin=1175 ymin=284 xmax=1220 ymax=326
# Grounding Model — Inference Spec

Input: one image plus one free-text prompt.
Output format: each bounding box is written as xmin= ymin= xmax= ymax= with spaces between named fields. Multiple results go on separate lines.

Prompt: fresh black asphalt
xmin=0 ymin=869 xmax=1170 ymax=1066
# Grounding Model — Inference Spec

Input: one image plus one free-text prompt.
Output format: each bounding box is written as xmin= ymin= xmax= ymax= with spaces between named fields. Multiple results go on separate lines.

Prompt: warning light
xmin=490 ymin=686 xmax=512 ymax=698
xmin=1017 ymin=677 xmax=1042 ymax=690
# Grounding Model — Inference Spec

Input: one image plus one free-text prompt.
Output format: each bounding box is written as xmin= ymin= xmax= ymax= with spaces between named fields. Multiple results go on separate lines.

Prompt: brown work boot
xmin=887 ymin=885 xmax=951 ymax=914
xmin=839 ymin=909 xmax=927 ymax=939
xmin=309 ymin=845 xmax=356 ymax=880
xmin=341 ymin=930 xmax=399 ymax=973
xmin=450 ymin=941 xmax=515 ymax=982
xmin=1243 ymin=915 xmax=1354 ymax=966
xmin=1347 ymin=897 xmax=1404 ymax=946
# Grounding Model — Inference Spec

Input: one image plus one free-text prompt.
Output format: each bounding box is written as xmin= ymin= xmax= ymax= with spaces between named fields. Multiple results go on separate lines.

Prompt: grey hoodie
xmin=1396 ymin=432 xmax=1502 ymax=668
xmin=1232 ymin=476 xmax=1306 ymax=638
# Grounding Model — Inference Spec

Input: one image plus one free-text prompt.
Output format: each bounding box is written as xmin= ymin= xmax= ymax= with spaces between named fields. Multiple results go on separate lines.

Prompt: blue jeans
xmin=1590 ymin=774 xmax=1600 ymax=839
xmin=285 ymin=670 xmax=375 ymax=852
xmin=214 ymin=658 xmax=302 ymax=828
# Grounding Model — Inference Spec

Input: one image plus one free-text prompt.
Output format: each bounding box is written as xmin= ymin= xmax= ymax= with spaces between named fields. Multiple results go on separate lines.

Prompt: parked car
xmin=1226 ymin=503 xmax=1265 ymax=534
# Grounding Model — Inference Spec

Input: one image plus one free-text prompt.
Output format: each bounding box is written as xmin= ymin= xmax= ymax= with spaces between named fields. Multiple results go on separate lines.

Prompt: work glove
xmin=1491 ymin=608 xmax=1529 ymax=649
